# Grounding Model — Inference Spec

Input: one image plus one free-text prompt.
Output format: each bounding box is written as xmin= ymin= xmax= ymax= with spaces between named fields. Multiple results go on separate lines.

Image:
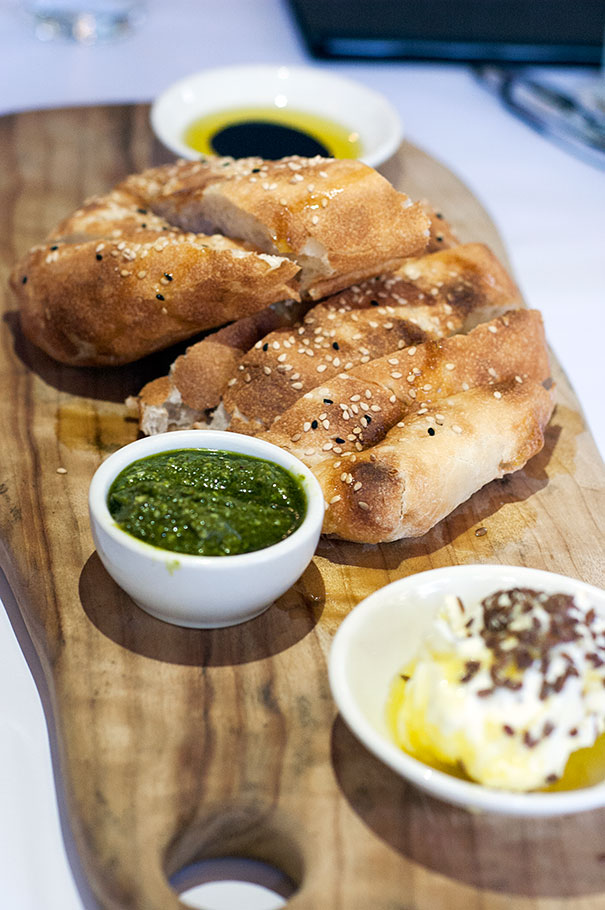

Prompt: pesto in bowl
xmin=89 ymin=428 xmax=324 ymax=628
xmin=107 ymin=448 xmax=306 ymax=557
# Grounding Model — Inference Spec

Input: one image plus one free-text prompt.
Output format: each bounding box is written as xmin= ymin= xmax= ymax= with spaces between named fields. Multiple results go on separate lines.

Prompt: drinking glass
xmin=24 ymin=0 xmax=145 ymax=43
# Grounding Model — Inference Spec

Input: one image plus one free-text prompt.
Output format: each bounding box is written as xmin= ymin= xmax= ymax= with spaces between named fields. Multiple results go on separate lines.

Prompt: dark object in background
xmin=287 ymin=0 xmax=605 ymax=64
xmin=476 ymin=66 xmax=605 ymax=169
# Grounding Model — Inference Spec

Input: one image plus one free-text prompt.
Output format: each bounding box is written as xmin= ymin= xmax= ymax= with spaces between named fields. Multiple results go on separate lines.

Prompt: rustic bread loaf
xmin=131 ymin=205 xmax=460 ymax=432
xmin=132 ymin=241 xmax=522 ymax=435
xmin=259 ymin=309 xmax=553 ymax=541
xmin=11 ymin=231 xmax=299 ymax=366
xmin=120 ymin=155 xmax=432 ymax=300
xmin=134 ymin=299 xmax=309 ymax=436
xmin=312 ymin=378 xmax=554 ymax=542
xmin=221 ymin=242 xmax=523 ymax=435
xmin=12 ymin=154 xmax=432 ymax=365
xmin=260 ymin=308 xmax=549 ymax=457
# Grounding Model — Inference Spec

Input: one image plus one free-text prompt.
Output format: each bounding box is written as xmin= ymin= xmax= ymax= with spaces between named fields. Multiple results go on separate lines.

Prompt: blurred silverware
xmin=475 ymin=65 xmax=605 ymax=169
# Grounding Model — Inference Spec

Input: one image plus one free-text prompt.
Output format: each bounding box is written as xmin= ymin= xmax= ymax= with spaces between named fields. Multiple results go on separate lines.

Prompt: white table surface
xmin=0 ymin=0 xmax=604 ymax=907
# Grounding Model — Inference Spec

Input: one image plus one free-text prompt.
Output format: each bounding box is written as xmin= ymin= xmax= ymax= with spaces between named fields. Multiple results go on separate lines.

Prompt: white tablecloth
xmin=0 ymin=1 xmax=604 ymax=906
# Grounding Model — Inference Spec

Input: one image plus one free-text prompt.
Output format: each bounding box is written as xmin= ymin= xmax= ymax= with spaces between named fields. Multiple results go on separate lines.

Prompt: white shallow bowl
xmin=89 ymin=430 xmax=324 ymax=628
xmin=151 ymin=64 xmax=403 ymax=167
xmin=329 ymin=565 xmax=605 ymax=817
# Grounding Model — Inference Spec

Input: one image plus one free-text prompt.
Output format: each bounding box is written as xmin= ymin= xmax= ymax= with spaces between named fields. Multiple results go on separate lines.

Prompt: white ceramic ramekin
xmin=150 ymin=64 xmax=403 ymax=167
xmin=89 ymin=429 xmax=324 ymax=628
xmin=329 ymin=565 xmax=605 ymax=816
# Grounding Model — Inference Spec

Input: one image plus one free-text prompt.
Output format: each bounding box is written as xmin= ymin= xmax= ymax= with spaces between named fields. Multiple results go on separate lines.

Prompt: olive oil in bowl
xmin=183 ymin=106 xmax=362 ymax=160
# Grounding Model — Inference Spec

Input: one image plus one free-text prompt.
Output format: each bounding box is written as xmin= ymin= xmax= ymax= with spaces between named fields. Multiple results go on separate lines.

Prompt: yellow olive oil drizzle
xmin=387 ymin=673 xmax=605 ymax=792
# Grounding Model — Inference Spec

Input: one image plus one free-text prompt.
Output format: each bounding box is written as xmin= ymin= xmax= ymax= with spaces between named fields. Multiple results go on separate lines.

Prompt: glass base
xmin=26 ymin=2 xmax=145 ymax=43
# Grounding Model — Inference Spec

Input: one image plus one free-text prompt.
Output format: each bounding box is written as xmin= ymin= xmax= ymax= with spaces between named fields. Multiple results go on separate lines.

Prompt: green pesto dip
xmin=107 ymin=448 xmax=307 ymax=557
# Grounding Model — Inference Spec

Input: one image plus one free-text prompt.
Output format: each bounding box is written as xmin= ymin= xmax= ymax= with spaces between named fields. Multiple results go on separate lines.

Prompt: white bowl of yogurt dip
xmin=329 ymin=565 xmax=605 ymax=816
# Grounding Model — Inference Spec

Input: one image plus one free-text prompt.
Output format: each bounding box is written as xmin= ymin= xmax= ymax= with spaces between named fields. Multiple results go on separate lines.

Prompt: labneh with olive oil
xmin=388 ymin=587 xmax=605 ymax=791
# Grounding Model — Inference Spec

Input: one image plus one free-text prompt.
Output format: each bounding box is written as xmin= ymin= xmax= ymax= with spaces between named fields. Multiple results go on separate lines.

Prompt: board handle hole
xmin=165 ymin=808 xmax=304 ymax=909
xmin=171 ymin=857 xmax=296 ymax=909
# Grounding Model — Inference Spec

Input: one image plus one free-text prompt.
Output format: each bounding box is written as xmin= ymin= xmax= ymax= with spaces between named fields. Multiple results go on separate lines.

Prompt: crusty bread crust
xmin=128 ymin=239 xmax=553 ymax=545
xmin=263 ymin=310 xmax=550 ymax=456
xmin=259 ymin=310 xmax=554 ymax=541
xmin=222 ymin=243 xmax=523 ymax=434
xmin=48 ymin=187 xmax=177 ymax=242
xmin=10 ymin=149 xmax=556 ymax=545
xmin=11 ymin=232 xmax=300 ymax=366
xmin=135 ymin=299 xmax=309 ymax=428
xmin=12 ymin=154 xmax=432 ymax=366
xmin=120 ymin=155 xmax=431 ymax=300
xmin=314 ymin=379 xmax=554 ymax=542
xmin=260 ymin=308 xmax=550 ymax=458
xmin=116 ymin=156 xmax=264 ymax=210
xmin=133 ymin=208 xmax=459 ymax=429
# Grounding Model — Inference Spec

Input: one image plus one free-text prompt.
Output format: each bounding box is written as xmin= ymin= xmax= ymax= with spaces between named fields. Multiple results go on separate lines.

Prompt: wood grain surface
xmin=2 ymin=104 xmax=605 ymax=910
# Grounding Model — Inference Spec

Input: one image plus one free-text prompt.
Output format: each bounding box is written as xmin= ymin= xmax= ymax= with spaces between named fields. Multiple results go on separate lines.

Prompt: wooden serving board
xmin=2 ymin=104 xmax=605 ymax=910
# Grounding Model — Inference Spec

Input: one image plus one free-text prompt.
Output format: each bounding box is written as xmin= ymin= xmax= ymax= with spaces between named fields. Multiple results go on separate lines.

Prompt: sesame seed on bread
xmin=135 ymin=299 xmax=309 ymax=426
xmin=256 ymin=308 xmax=553 ymax=542
xmin=260 ymin=308 xmax=550 ymax=465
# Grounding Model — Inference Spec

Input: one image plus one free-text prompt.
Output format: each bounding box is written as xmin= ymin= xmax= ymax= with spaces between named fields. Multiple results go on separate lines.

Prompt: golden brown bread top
xmin=11 ymin=232 xmax=300 ymax=366
xmin=257 ymin=308 xmax=554 ymax=542
xmin=120 ymin=155 xmax=431 ymax=300
xmin=312 ymin=378 xmax=555 ymax=542
xmin=116 ymin=155 xmax=264 ymax=207
xmin=222 ymin=242 xmax=523 ymax=434
xmin=48 ymin=188 xmax=176 ymax=242
xmin=133 ymin=299 xmax=309 ymax=434
xmin=167 ymin=300 xmax=308 ymax=413
xmin=132 ymin=204 xmax=459 ymax=428
xmin=12 ymin=154 xmax=434 ymax=365
xmin=260 ymin=309 xmax=550 ymax=466
xmin=119 ymin=158 xmax=456 ymax=255
xmin=196 ymin=157 xmax=430 ymax=299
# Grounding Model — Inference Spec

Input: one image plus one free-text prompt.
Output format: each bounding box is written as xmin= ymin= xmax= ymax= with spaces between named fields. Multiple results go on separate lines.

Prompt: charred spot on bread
xmin=338 ymin=459 xmax=404 ymax=539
